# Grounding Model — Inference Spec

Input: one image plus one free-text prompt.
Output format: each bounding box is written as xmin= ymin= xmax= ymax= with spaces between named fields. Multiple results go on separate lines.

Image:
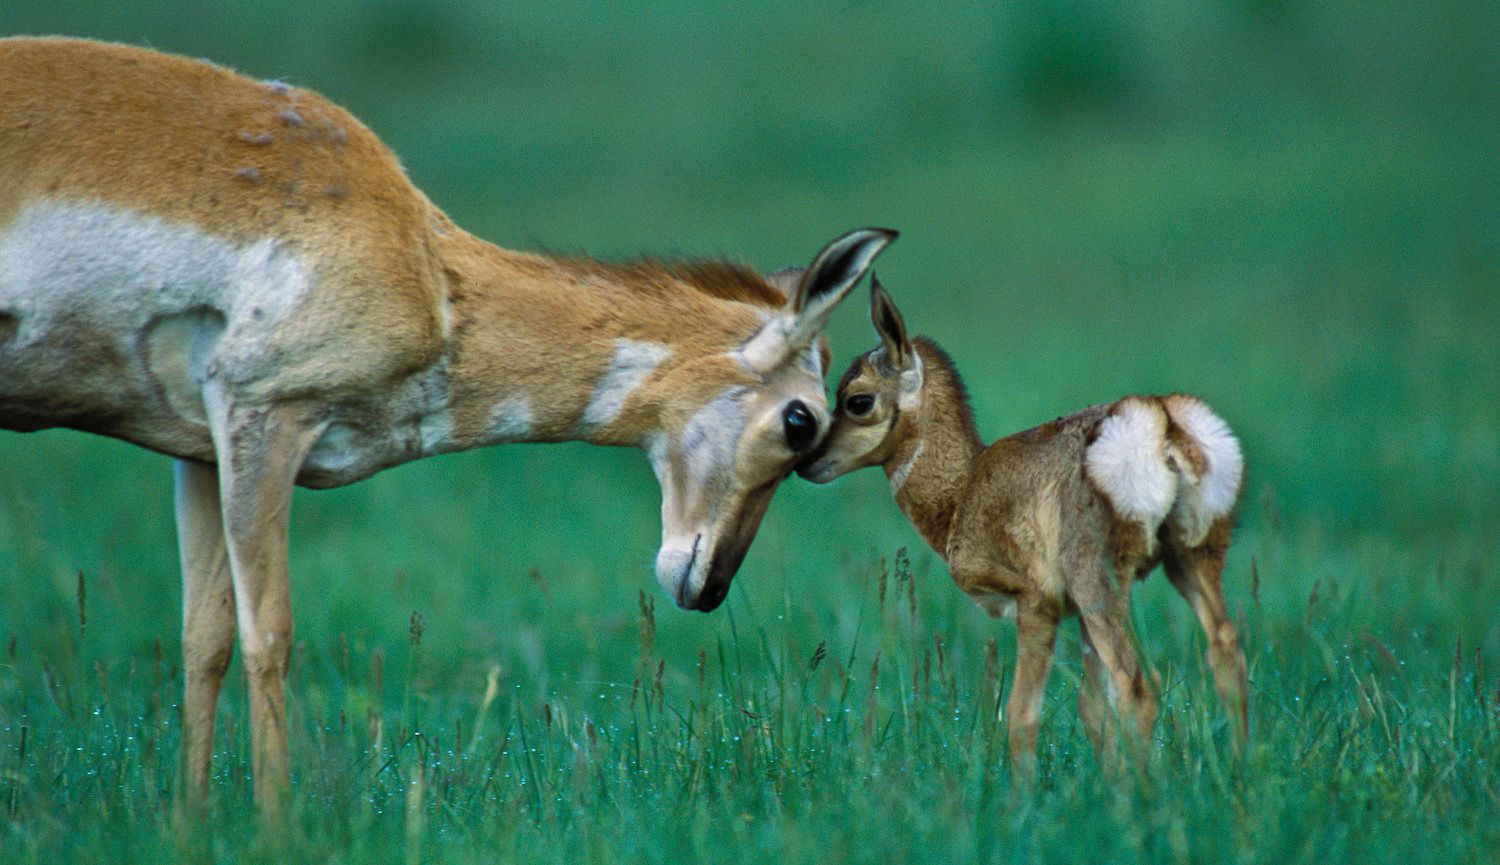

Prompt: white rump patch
xmin=306 ymin=423 xmax=362 ymax=473
xmin=1164 ymin=395 xmax=1243 ymax=545
xmin=1085 ymin=398 xmax=1176 ymax=533
xmin=579 ymin=338 xmax=671 ymax=434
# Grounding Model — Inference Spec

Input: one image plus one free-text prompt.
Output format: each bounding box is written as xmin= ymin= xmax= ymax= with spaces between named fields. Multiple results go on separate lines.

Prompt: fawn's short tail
xmin=1162 ymin=394 xmax=1243 ymax=546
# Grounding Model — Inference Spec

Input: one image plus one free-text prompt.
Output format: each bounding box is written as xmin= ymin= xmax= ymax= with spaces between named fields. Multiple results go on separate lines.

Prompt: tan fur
xmin=0 ymin=38 xmax=895 ymax=817
xmin=803 ymin=282 xmax=1249 ymax=776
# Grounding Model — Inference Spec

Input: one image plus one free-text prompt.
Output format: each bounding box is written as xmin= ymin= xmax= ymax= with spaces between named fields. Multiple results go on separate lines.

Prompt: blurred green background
xmin=4 ymin=0 xmax=1497 ymax=670
xmin=2 ymin=2 xmax=1498 ymax=861
xmin=4 ymin=0 xmax=1498 ymax=659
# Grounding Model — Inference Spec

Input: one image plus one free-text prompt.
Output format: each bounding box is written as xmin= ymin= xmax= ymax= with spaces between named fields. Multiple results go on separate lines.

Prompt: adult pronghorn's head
xmin=648 ymin=228 xmax=895 ymax=611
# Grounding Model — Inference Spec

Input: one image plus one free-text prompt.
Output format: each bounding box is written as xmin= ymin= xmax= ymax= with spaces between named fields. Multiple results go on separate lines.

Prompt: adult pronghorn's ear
xmin=790 ymin=227 xmax=898 ymax=322
xmin=870 ymin=274 xmax=912 ymax=370
xmin=739 ymin=228 xmax=897 ymax=374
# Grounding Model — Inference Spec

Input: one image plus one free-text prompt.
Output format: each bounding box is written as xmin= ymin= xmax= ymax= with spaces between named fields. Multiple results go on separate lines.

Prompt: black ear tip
xmin=837 ymin=227 xmax=899 ymax=249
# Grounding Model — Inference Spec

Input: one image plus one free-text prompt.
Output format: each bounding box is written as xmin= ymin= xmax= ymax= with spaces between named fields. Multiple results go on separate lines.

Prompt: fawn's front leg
xmin=1007 ymin=594 xmax=1061 ymax=783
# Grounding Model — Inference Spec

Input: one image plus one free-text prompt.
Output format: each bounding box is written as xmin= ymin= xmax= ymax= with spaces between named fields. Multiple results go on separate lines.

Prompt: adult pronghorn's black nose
xmin=688 ymin=534 xmax=753 ymax=612
xmin=688 ymin=576 xmax=732 ymax=612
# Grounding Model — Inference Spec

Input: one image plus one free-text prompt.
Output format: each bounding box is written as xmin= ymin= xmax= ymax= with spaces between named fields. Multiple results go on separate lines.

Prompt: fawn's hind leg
xmin=1162 ymin=517 xmax=1249 ymax=746
xmin=1073 ymin=557 xmax=1158 ymax=767
xmin=1077 ymin=619 xmax=1118 ymax=762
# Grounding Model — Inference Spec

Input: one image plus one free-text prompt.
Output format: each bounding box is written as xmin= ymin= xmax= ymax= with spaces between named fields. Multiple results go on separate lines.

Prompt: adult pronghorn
xmin=800 ymin=280 xmax=1247 ymax=775
xmin=0 ymin=37 xmax=895 ymax=817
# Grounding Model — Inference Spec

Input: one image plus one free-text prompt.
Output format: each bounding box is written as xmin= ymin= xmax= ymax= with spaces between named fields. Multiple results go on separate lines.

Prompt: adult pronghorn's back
xmin=0 ymin=37 xmax=444 ymax=443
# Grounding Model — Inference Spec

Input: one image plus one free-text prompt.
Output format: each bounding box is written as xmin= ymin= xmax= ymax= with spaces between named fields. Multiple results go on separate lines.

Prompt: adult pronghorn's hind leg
xmin=204 ymin=383 xmax=325 ymax=821
xmin=173 ymin=459 xmax=238 ymax=819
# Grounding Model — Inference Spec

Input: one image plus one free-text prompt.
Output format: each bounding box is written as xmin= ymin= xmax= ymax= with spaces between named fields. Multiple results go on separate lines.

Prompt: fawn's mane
xmin=910 ymin=336 xmax=983 ymax=445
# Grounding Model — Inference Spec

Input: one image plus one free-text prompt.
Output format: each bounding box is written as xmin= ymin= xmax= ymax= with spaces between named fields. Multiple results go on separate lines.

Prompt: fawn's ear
xmin=870 ymin=274 xmax=912 ymax=371
xmin=738 ymin=228 xmax=897 ymax=374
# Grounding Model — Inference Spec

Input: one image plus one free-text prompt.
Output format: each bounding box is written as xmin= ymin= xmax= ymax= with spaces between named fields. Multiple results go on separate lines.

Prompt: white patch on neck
xmin=487 ymin=397 xmax=534 ymax=442
xmin=889 ymin=438 xmax=925 ymax=493
xmin=645 ymin=432 xmax=671 ymax=481
xmin=579 ymin=338 xmax=672 ymax=434
xmin=232 ymin=237 xmax=309 ymax=324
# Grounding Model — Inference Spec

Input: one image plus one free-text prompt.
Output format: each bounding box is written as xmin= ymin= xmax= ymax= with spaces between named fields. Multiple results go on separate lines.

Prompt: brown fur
xmin=803 ymin=285 xmax=1249 ymax=776
xmin=0 ymin=37 xmax=896 ymax=818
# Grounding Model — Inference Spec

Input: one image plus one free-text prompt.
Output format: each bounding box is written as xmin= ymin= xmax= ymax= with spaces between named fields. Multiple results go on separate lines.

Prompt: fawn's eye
xmin=783 ymin=400 xmax=817 ymax=451
xmin=845 ymin=394 xmax=876 ymax=416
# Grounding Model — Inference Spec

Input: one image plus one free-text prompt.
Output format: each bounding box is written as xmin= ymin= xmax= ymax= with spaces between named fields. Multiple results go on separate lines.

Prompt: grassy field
xmin=2 ymin=2 xmax=1498 ymax=862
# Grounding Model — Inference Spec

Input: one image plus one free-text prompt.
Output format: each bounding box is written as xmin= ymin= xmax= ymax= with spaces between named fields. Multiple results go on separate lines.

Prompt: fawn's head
xmin=798 ymin=276 xmax=924 ymax=484
xmin=650 ymin=228 xmax=896 ymax=611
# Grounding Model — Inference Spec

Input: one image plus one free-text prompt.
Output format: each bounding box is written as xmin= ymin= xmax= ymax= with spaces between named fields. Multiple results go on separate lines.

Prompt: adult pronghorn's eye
xmin=845 ymin=394 xmax=876 ymax=416
xmin=782 ymin=400 xmax=817 ymax=451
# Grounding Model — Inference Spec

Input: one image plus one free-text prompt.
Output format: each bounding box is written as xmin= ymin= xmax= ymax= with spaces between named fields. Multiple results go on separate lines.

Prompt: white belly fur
xmin=0 ymin=200 xmax=308 ymax=428
xmin=0 ymin=200 xmax=441 ymax=485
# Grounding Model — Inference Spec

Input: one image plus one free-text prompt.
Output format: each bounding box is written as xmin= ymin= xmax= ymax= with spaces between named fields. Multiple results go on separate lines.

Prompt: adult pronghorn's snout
xmin=655 ymin=476 xmax=780 ymax=611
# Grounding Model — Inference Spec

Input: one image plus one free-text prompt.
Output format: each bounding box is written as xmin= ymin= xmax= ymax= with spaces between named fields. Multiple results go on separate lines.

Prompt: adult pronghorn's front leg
xmin=173 ymin=459 xmax=237 ymax=817
xmin=205 ymin=385 xmax=325 ymax=819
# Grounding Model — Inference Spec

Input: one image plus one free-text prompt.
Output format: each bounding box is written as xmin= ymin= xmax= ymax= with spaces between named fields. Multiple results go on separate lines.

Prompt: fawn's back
xmin=946 ymin=395 xmax=1242 ymax=615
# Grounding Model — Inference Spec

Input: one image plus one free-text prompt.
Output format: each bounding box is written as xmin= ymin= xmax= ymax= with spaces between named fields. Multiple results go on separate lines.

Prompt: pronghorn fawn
xmin=800 ymin=279 xmax=1248 ymax=775
xmin=0 ymin=37 xmax=896 ymax=818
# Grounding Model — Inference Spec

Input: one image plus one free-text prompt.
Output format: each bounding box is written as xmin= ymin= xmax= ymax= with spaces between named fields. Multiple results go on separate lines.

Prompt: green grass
xmin=2 ymin=513 xmax=1497 ymax=863
xmin=3 ymin=1 xmax=1499 ymax=862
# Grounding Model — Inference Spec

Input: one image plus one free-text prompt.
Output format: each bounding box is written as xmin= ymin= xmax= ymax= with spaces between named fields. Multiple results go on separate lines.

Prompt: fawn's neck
xmin=885 ymin=341 xmax=985 ymax=558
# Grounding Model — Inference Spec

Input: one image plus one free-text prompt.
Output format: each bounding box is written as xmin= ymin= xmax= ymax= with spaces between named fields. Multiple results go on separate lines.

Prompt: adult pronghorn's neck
xmin=886 ymin=340 xmax=984 ymax=558
xmin=429 ymin=223 xmax=774 ymax=451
